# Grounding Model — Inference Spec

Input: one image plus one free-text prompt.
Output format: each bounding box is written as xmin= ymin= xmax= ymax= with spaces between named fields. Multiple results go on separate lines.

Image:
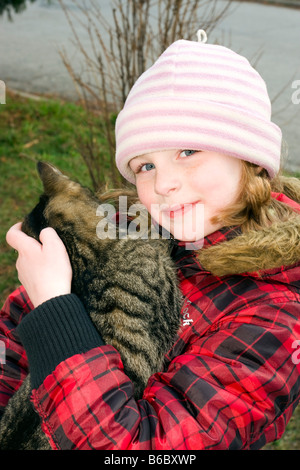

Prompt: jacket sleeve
xmin=19 ymin=293 xmax=300 ymax=450
xmin=0 ymin=286 xmax=32 ymax=416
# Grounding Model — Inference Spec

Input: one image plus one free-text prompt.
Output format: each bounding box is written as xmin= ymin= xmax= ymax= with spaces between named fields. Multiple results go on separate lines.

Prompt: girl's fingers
xmin=6 ymin=222 xmax=40 ymax=252
xmin=6 ymin=224 xmax=72 ymax=307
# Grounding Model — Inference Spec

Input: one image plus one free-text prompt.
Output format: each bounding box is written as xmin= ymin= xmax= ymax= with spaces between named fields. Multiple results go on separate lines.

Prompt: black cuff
xmin=17 ymin=294 xmax=104 ymax=388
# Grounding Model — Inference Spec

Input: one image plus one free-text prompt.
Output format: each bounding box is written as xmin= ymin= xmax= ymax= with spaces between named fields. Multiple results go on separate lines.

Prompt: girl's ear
xmin=37 ymin=161 xmax=68 ymax=196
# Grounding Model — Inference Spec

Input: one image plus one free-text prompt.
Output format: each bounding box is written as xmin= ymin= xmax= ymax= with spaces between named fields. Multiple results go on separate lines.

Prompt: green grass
xmin=0 ymin=91 xmax=300 ymax=449
xmin=0 ymin=91 xmax=108 ymax=305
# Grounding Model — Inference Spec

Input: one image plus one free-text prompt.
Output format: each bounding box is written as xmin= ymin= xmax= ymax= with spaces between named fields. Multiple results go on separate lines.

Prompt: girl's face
xmin=129 ymin=150 xmax=242 ymax=242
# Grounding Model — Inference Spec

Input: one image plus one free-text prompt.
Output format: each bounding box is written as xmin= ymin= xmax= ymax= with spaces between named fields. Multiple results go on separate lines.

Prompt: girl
xmin=1 ymin=32 xmax=300 ymax=450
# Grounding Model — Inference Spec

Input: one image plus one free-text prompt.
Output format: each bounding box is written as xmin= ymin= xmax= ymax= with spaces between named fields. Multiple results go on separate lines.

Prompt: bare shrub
xmin=58 ymin=0 xmax=231 ymax=189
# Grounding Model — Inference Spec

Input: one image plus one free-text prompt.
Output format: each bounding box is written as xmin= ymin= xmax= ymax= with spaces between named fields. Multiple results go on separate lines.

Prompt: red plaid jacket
xmin=1 ymin=223 xmax=300 ymax=450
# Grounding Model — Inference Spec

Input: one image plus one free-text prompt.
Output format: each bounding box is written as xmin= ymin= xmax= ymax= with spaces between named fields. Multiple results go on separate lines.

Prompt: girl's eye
xmin=180 ymin=150 xmax=197 ymax=158
xmin=139 ymin=162 xmax=155 ymax=172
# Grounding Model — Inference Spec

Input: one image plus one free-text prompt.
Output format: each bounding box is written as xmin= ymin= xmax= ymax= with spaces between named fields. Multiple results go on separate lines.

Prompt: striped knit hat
xmin=115 ymin=31 xmax=282 ymax=184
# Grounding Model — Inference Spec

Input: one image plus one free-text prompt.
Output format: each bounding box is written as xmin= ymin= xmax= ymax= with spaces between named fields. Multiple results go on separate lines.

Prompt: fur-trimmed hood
xmin=196 ymin=179 xmax=300 ymax=277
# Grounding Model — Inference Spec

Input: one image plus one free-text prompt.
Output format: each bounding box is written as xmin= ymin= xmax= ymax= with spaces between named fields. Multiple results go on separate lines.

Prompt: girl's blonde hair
xmin=210 ymin=161 xmax=300 ymax=233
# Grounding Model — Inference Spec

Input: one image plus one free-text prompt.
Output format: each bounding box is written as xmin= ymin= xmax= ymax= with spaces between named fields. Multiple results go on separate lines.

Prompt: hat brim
xmin=116 ymin=97 xmax=282 ymax=184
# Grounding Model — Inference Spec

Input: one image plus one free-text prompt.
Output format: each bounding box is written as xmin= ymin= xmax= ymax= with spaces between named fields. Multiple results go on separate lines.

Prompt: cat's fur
xmin=0 ymin=161 xmax=182 ymax=450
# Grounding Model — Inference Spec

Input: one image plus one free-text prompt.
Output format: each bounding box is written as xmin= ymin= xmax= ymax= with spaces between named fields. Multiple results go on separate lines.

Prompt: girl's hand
xmin=6 ymin=223 xmax=72 ymax=308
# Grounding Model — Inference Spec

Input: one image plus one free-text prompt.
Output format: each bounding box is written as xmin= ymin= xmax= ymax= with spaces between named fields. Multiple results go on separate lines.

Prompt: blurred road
xmin=0 ymin=0 xmax=299 ymax=173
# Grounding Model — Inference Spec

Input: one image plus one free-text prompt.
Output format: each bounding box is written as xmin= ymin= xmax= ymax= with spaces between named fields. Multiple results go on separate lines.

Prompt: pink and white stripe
xmin=115 ymin=39 xmax=282 ymax=184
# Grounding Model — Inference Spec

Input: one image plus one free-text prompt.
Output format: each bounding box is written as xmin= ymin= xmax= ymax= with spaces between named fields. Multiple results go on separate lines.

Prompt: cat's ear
xmin=37 ymin=161 xmax=68 ymax=195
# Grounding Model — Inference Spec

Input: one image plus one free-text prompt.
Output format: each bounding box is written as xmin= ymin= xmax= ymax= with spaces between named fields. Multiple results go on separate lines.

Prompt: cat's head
xmin=22 ymin=161 xmax=100 ymax=241
xmin=22 ymin=161 xmax=168 ymax=247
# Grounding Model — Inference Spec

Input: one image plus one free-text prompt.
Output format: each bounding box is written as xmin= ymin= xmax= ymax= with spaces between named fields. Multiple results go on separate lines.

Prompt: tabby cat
xmin=0 ymin=161 xmax=182 ymax=450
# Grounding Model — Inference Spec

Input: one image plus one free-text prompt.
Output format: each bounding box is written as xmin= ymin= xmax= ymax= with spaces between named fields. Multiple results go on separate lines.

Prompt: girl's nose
xmin=154 ymin=169 xmax=181 ymax=196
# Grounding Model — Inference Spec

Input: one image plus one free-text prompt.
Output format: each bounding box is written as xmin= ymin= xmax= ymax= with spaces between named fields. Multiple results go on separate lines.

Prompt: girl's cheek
xmin=136 ymin=186 xmax=153 ymax=211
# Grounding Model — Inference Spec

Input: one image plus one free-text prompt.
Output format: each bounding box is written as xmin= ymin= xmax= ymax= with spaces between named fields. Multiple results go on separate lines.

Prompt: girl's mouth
xmin=161 ymin=201 xmax=201 ymax=219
